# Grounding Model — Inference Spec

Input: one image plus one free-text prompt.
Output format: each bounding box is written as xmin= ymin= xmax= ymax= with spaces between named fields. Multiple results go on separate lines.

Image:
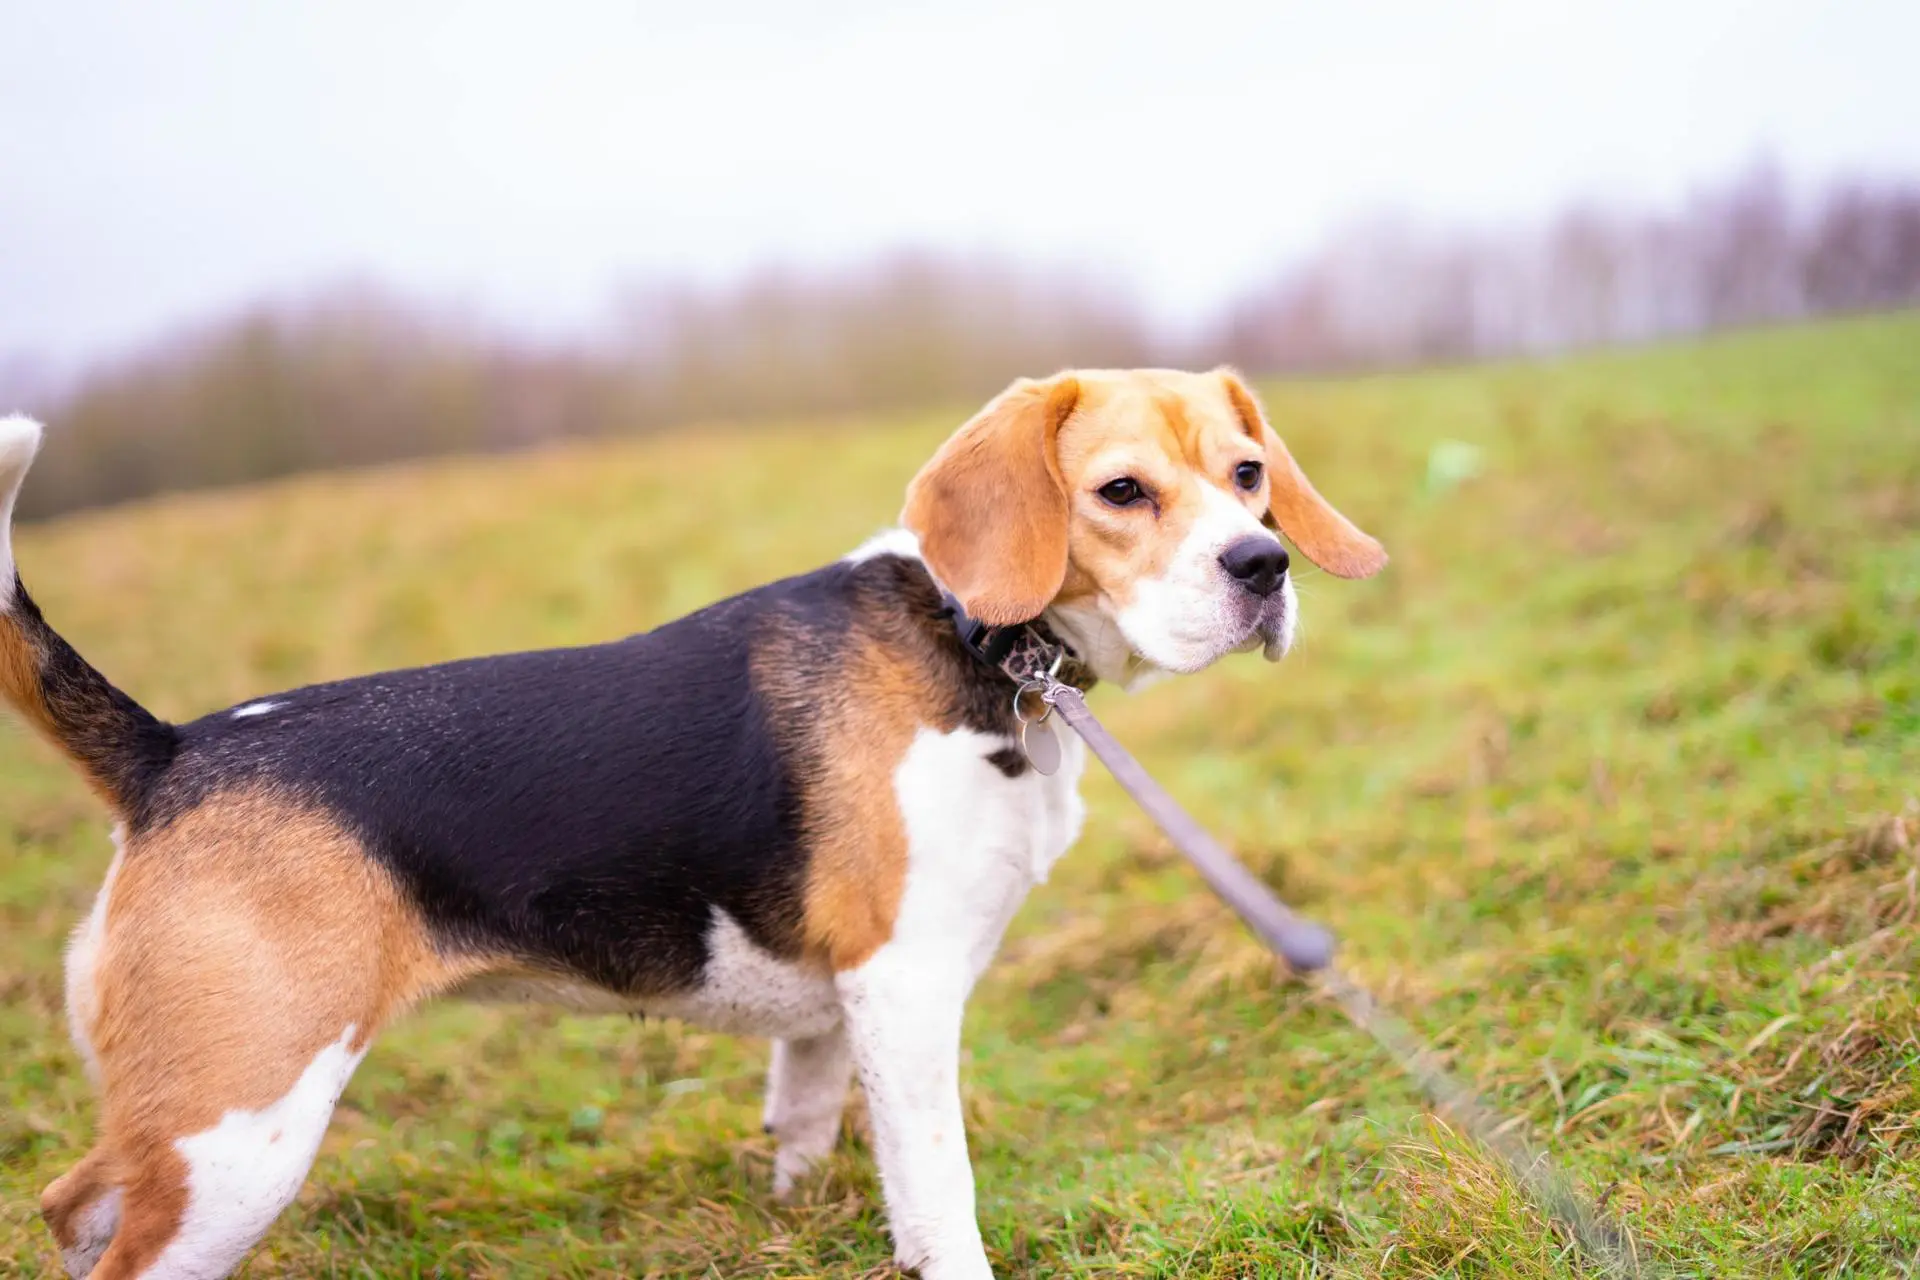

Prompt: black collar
xmin=939 ymin=589 xmax=1097 ymax=691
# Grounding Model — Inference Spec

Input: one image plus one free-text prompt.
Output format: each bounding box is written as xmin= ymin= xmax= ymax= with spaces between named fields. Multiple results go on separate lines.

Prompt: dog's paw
xmin=771 ymin=1152 xmax=812 ymax=1201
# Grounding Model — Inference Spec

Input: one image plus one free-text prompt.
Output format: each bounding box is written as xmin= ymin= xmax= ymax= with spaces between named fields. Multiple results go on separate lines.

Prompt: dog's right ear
xmin=902 ymin=375 xmax=1081 ymax=627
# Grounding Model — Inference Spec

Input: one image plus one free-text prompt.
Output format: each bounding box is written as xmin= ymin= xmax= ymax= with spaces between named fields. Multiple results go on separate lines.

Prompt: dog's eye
xmin=1233 ymin=461 xmax=1264 ymax=491
xmin=1096 ymin=477 xmax=1146 ymax=508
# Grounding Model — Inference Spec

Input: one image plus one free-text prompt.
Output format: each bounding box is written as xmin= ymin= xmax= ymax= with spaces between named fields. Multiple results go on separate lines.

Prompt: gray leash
xmin=1038 ymin=680 xmax=1652 ymax=1279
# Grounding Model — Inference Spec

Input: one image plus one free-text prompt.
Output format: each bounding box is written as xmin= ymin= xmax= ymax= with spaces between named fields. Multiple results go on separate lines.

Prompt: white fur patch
xmin=65 ymin=829 xmax=125 ymax=1088
xmin=844 ymin=527 xmax=922 ymax=564
xmin=1045 ymin=597 xmax=1167 ymax=692
xmin=59 ymin=1186 xmax=121 ymax=1278
xmin=147 ymin=1026 xmax=367 ymax=1278
xmin=646 ymin=912 xmax=841 ymax=1038
xmin=230 ymin=701 xmax=283 ymax=719
xmin=892 ymin=723 xmax=1085 ymax=978
xmin=0 ymin=414 xmax=45 ymax=611
xmin=1263 ymin=574 xmax=1300 ymax=660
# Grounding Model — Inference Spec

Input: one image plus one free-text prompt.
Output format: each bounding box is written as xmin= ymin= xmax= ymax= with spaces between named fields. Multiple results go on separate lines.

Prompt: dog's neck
xmin=937 ymin=589 xmax=1097 ymax=693
xmin=847 ymin=527 xmax=1154 ymax=692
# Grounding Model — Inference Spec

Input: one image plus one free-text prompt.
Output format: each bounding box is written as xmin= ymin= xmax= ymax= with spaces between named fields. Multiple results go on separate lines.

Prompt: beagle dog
xmin=0 ymin=369 xmax=1384 ymax=1280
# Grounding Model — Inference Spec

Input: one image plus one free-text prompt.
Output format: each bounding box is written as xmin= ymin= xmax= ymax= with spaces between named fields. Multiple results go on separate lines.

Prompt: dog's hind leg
xmin=43 ymin=791 xmax=471 ymax=1278
xmin=41 ymin=1012 xmax=371 ymax=1280
xmin=764 ymin=1026 xmax=853 ymax=1198
xmin=81 ymin=1025 xmax=369 ymax=1280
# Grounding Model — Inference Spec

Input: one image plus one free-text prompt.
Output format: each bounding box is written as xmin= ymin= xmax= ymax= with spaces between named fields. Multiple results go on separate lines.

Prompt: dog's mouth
xmin=1258 ymin=613 xmax=1291 ymax=659
xmin=1233 ymin=595 xmax=1294 ymax=662
xmin=1072 ymin=574 xmax=1297 ymax=682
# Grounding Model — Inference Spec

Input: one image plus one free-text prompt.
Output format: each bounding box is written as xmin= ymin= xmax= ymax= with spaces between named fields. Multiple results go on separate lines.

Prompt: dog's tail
xmin=0 ymin=417 xmax=175 ymax=815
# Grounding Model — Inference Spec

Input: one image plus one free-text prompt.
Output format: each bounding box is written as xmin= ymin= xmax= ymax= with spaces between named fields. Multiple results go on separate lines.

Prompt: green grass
xmin=4 ymin=314 xmax=1920 ymax=1277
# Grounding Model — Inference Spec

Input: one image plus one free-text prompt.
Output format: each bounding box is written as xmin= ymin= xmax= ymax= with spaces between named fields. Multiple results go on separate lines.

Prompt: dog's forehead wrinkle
xmin=1063 ymin=381 xmax=1244 ymax=485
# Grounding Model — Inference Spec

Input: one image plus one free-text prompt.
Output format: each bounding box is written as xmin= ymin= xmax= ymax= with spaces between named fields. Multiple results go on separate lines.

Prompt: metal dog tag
xmin=1020 ymin=716 xmax=1061 ymax=776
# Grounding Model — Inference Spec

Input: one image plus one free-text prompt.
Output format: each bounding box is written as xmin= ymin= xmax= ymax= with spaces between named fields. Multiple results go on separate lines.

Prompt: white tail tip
xmin=0 ymin=415 xmax=43 ymax=476
xmin=0 ymin=415 xmax=44 ymax=608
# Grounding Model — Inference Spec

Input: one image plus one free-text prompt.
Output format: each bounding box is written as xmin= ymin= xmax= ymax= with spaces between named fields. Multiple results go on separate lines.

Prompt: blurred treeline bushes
xmin=1219 ymin=166 xmax=1920 ymax=370
xmin=11 ymin=164 xmax=1920 ymax=518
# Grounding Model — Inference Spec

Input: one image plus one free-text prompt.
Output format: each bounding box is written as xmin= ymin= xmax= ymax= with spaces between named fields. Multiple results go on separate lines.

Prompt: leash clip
xmin=1014 ymin=646 xmax=1071 ymax=718
xmin=1012 ymin=676 xmax=1053 ymax=727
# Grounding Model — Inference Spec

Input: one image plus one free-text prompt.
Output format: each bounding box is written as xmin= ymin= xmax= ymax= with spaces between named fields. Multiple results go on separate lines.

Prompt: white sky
xmin=2 ymin=0 xmax=1915 ymax=373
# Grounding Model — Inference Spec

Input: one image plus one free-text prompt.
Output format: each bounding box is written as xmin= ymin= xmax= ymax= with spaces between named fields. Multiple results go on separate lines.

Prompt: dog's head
xmin=902 ymin=369 xmax=1385 ymax=685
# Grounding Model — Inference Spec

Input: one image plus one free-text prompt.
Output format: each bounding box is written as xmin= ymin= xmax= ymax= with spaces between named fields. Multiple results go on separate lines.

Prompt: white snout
xmin=1113 ymin=488 xmax=1295 ymax=675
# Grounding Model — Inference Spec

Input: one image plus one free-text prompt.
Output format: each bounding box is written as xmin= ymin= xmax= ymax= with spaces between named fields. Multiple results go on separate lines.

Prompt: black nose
xmin=1219 ymin=536 xmax=1290 ymax=597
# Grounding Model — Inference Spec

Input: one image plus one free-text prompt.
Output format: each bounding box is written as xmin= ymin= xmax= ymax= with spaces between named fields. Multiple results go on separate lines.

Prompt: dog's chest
xmin=889 ymin=724 xmax=1088 ymax=981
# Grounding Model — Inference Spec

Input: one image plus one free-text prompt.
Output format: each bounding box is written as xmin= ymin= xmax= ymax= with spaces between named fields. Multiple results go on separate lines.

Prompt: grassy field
xmin=3 ymin=315 xmax=1918 ymax=1277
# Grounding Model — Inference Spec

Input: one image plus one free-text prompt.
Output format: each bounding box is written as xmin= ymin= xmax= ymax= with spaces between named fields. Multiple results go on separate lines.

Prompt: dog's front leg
xmin=764 ymin=1026 xmax=853 ymax=1198
xmin=838 ymin=953 xmax=992 ymax=1280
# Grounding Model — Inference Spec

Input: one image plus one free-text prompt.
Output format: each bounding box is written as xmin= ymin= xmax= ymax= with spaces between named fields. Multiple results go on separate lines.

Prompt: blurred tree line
xmin=1216 ymin=165 xmax=1920 ymax=370
xmin=10 ymin=165 xmax=1919 ymax=517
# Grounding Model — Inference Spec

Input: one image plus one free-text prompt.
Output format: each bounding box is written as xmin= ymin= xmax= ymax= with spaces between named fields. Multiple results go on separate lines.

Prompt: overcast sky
xmin=3 ymin=0 xmax=1915 ymax=373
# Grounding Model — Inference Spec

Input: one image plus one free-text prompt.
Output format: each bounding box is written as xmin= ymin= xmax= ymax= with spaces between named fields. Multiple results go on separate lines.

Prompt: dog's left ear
xmin=1218 ymin=369 xmax=1387 ymax=579
xmin=902 ymin=374 xmax=1081 ymax=626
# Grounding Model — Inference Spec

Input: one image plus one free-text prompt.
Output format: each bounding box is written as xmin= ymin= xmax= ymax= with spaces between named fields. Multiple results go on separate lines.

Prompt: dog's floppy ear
xmin=1219 ymin=369 xmax=1387 ymax=579
xmin=902 ymin=374 xmax=1081 ymax=625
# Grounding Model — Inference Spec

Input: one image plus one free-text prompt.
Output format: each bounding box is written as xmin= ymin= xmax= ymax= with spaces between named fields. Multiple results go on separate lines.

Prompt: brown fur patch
xmin=794 ymin=658 xmax=915 ymax=970
xmin=0 ymin=611 xmax=62 ymax=768
xmin=48 ymin=786 xmax=481 ymax=1274
xmin=756 ymin=629 xmax=913 ymax=973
